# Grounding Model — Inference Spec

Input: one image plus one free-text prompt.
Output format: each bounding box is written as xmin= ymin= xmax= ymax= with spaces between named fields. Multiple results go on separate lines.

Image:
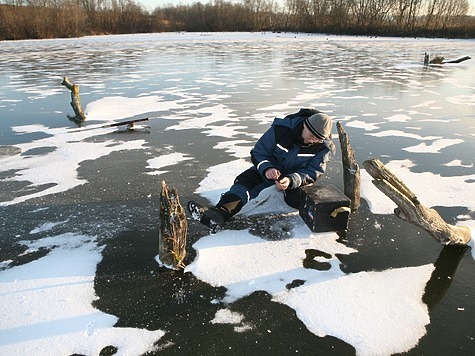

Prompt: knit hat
xmin=305 ymin=113 xmax=333 ymax=140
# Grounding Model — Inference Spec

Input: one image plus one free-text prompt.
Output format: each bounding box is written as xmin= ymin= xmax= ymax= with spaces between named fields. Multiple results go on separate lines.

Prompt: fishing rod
xmin=101 ymin=117 xmax=149 ymax=128
xmin=68 ymin=117 xmax=150 ymax=133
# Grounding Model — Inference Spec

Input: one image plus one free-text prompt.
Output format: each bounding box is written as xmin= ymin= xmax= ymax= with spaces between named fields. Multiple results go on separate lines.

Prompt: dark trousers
xmin=216 ymin=167 xmax=302 ymax=221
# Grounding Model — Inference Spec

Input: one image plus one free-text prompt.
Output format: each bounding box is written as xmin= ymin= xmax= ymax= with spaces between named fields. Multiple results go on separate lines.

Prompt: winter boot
xmin=187 ymin=200 xmax=226 ymax=233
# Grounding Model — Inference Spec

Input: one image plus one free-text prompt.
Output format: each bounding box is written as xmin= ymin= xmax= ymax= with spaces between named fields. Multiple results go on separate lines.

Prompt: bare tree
xmin=425 ymin=0 xmax=469 ymax=29
xmin=0 ymin=0 xmax=472 ymax=40
xmin=393 ymin=0 xmax=424 ymax=31
xmin=244 ymin=0 xmax=277 ymax=30
xmin=329 ymin=0 xmax=351 ymax=31
xmin=350 ymin=0 xmax=393 ymax=31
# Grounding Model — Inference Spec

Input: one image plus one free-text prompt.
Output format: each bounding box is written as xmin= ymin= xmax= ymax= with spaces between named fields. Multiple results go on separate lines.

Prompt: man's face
xmin=301 ymin=123 xmax=324 ymax=145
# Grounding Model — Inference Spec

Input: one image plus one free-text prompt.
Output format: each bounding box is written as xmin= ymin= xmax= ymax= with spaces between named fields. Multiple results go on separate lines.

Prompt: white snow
xmin=403 ymin=138 xmax=464 ymax=153
xmin=0 ymin=234 xmax=164 ymax=355
xmin=444 ymin=159 xmax=473 ymax=168
xmin=211 ymin=309 xmax=253 ymax=332
xmin=368 ymin=129 xmax=441 ymax=141
xmin=146 ymin=152 xmax=193 ymax=175
xmin=184 ymin=156 xmax=461 ymax=355
xmin=211 ymin=309 xmax=244 ymax=324
xmin=273 ymin=265 xmax=434 ymax=356
xmin=185 ymin=228 xmax=356 ymax=303
xmin=29 ymin=220 xmax=68 ymax=234
xmin=0 ymin=124 xmax=147 ymax=206
xmin=195 ymin=159 xmax=252 ymax=204
xmin=85 ymin=95 xmax=180 ymax=121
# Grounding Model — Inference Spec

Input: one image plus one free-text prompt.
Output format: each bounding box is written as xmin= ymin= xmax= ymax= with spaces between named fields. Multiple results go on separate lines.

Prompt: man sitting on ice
xmin=187 ymin=109 xmax=336 ymax=233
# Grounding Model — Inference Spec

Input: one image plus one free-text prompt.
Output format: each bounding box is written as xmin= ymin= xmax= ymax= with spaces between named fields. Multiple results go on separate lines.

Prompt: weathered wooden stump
xmin=424 ymin=52 xmax=471 ymax=65
xmin=337 ymin=122 xmax=360 ymax=211
xmin=61 ymin=76 xmax=86 ymax=122
xmin=158 ymin=180 xmax=187 ymax=269
xmin=363 ymin=158 xmax=471 ymax=245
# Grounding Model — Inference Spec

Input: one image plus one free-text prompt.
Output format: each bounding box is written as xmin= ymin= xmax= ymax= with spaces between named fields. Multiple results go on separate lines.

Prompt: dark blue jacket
xmin=251 ymin=109 xmax=336 ymax=189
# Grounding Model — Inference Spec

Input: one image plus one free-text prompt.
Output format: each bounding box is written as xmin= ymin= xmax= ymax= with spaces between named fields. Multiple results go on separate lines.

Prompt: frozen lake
xmin=0 ymin=32 xmax=474 ymax=355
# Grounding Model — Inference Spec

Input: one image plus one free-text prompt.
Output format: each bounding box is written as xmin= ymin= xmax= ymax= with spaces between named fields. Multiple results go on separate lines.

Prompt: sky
xmin=138 ymin=0 xmax=475 ymax=15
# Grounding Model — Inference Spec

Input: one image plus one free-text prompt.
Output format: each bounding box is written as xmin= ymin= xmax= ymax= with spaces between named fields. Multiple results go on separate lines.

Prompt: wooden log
xmin=424 ymin=53 xmax=471 ymax=65
xmin=363 ymin=158 xmax=471 ymax=245
xmin=158 ymin=180 xmax=187 ymax=269
xmin=446 ymin=56 xmax=471 ymax=64
xmin=363 ymin=157 xmax=419 ymax=205
xmin=337 ymin=122 xmax=360 ymax=211
xmin=61 ymin=76 xmax=86 ymax=122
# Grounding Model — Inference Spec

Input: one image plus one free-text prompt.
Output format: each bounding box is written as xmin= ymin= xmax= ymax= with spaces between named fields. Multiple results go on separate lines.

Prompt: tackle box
xmin=299 ymin=184 xmax=351 ymax=232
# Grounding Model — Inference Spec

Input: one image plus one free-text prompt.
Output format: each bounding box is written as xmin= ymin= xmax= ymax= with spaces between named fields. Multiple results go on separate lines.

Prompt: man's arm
xmin=250 ymin=126 xmax=278 ymax=177
xmin=285 ymin=150 xmax=332 ymax=189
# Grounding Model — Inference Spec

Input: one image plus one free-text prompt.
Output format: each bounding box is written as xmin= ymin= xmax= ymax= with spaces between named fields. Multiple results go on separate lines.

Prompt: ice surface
xmin=185 ymin=158 xmax=440 ymax=355
xmin=0 ymin=32 xmax=473 ymax=355
xmin=0 ymin=234 xmax=164 ymax=355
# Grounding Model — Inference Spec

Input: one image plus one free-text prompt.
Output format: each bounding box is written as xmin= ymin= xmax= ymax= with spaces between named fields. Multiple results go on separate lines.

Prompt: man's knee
xmin=228 ymin=184 xmax=251 ymax=205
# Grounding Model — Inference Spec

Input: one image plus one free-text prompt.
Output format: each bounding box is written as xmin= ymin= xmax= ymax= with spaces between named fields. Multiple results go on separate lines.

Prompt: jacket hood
xmin=272 ymin=116 xmax=336 ymax=155
xmin=271 ymin=115 xmax=305 ymax=130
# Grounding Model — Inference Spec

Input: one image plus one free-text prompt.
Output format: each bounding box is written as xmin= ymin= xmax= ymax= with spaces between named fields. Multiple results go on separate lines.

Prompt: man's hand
xmin=265 ymin=168 xmax=281 ymax=180
xmin=275 ymin=177 xmax=290 ymax=191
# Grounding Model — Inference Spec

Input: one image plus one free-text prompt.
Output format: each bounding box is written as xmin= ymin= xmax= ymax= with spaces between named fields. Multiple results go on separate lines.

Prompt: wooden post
xmin=337 ymin=121 xmax=360 ymax=211
xmin=158 ymin=180 xmax=187 ymax=269
xmin=61 ymin=76 xmax=86 ymax=122
xmin=424 ymin=52 xmax=430 ymax=65
xmin=363 ymin=158 xmax=471 ymax=245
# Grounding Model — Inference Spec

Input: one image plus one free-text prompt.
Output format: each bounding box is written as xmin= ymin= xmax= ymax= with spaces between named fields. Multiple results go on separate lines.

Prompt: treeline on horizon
xmin=0 ymin=0 xmax=474 ymax=41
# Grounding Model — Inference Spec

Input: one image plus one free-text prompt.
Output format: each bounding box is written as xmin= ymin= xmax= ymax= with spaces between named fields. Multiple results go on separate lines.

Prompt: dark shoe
xmin=187 ymin=200 xmax=225 ymax=233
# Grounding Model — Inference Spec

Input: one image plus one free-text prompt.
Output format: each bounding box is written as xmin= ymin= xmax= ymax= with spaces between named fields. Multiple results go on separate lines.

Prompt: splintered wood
xmin=363 ymin=158 xmax=471 ymax=245
xmin=61 ymin=76 xmax=86 ymax=122
xmin=158 ymin=180 xmax=187 ymax=269
xmin=337 ymin=122 xmax=360 ymax=211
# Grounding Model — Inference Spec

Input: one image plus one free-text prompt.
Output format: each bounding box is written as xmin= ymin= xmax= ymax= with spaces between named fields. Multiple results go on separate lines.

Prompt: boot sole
xmin=187 ymin=200 xmax=222 ymax=233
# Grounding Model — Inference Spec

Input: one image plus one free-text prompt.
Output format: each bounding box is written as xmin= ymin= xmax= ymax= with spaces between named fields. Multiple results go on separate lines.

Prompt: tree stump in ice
xmin=337 ymin=122 xmax=360 ymax=211
xmin=363 ymin=158 xmax=471 ymax=245
xmin=424 ymin=52 xmax=471 ymax=65
xmin=158 ymin=180 xmax=187 ymax=269
xmin=61 ymin=76 xmax=86 ymax=122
